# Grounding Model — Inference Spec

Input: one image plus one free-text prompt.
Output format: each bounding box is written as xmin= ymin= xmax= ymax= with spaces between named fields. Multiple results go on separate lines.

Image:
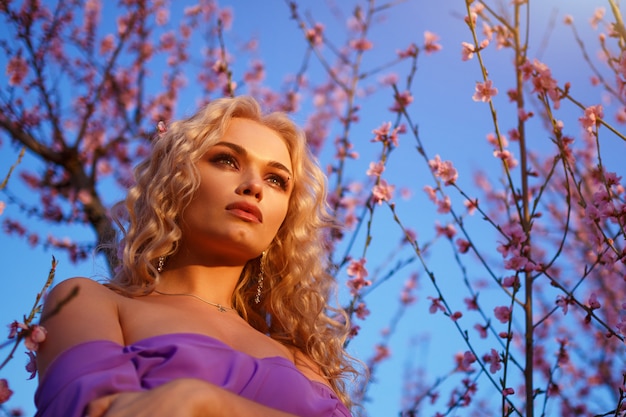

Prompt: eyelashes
xmin=210 ymin=152 xmax=290 ymax=191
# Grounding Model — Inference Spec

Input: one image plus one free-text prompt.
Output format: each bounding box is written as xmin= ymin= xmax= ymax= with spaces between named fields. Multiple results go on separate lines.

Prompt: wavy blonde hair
xmin=110 ymin=96 xmax=356 ymax=405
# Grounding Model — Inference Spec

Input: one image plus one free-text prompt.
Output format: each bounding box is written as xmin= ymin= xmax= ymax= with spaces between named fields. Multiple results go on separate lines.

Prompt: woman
xmin=34 ymin=96 xmax=356 ymax=417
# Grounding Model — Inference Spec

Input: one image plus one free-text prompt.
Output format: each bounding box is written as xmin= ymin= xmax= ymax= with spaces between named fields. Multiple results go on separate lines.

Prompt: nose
xmin=236 ymin=173 xmax=263 ymax=201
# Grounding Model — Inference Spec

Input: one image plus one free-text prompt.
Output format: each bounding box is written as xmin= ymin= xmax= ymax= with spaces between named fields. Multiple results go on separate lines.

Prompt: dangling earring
xmin=157 ymin=256 xmax=165 ymax=273
xmin=255 ymin=252 xmax=265 ymax=304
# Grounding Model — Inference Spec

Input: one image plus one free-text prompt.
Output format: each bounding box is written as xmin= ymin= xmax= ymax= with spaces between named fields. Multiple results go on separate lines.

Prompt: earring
xmin=157 ymin=256 xmax=165 ymax=273
xmin=255 ymin=252 xmax=265 ymax=304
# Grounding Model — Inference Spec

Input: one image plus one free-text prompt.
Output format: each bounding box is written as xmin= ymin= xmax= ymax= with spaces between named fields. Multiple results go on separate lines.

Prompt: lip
xmin=226 ymin=201 xmax=263 ymax=223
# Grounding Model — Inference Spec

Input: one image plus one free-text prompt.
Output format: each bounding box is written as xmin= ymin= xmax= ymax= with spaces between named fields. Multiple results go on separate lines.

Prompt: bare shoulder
xmin=37 ymin=277 xmax=124 ymax=378
xmin=292 ymin=349 xmax=331 ymax=387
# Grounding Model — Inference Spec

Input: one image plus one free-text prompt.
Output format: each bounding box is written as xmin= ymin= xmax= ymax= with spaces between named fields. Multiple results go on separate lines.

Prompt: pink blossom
xmin=8 ymin=321 xmax=21 ymax=338
xmin=437 ymin=196 xmax=451 ymax=214
xmin=464 ymin=295 xmax=478 ymax=311
xmin=24 ymin=324 xmax=47 ymax=351
xmin=400 ymin=290 xmax=416 ymax=305
xmin=347 ymin=258 xmax=368 ymax=279
xmin=348 ymin=325 xmax=360 ymax=338
xmin=219 ymin=8 xmax=233 ymax=30
xmin=390 ymin=91 xmax=413 ymax=112
xmin=579 ymin=105 xmax=603 ymax=133
xmin=465 ymin=12 xmax=477 ymax=27
xmin=243 ymin=61 xmax=265 ymax=84
xmin=504 ymin=255 xmax=529 ymax=271
xmin=350 ymin=38 xmax=373 ymax=51
xmin=400 ymin=275 xmax=417 ymax=305
xmin=354 ymin=302 xmax=370 ymax=319
xmin=423 ymin=185 xmax=437 ymax=202
xmin=379 ymin=73 xmax=398 ymax=86
xmin=403 ymin=228 xmax=417 ymax=244
xmin=502 ymin=387 xmax=515 ymax=396
xmin=184 ymin=5 xmax=202 ymax=16
xmin=424 ymin=31 xmax=442 ymax=54
xmin=100 ymin=34 xmax=115 ymax=54
xmin=590 ymin=7 xmax=605 ymax=29
xmin=347 ymin=276 xmax=371 ymax=296
xmin=472 ymin=79 xmax=498 ymax=102
xmin=0 ymin=201 xmax=5 ymax=216
xmin=156 ymin=8 xmax=169 ymax=25
xmin=502 ymin=275 xmax=520 ymax=289
xmin=518 ymin=108 xmax=533 ymax=121
xmin=493 ymin=149 xmax=518 ymax=168
xmin=306 ymin=23 xmax=325 ymax=46
xmin=487 ymin=132 xmax=507 ymax=147
xmin=494 ymin=306 xmax=511 ymax=323
xmin=506 ymin=88 xmax=518 ymax=101
xmin=556 ymin=338 xmax=570 ymax=366
xmin=435 ymin=222 xmax=456 ymax=239
xmin=159 ymin=31 xmax=176 ymax=51
xmin=397 ymin=43 xmax=418 ymax=58
xmin=456 ymin=351 xmax=476 ymax=372
xmin=366 ymin=161 xmax=385 ymax=177
xmin=556 ymin=295 xmax=570 ymax=316
xmin=427 ymin=296 xmax=446 ymax=314
xmin=428 ymin=155 xmax=458 ymax=185
xmin=371 ymin=344 xmax=390 ymax=363
xmin=6 ymin=55 xmax=28 ymax=86
xmin=588 ymin=293 xmax=601 ymax=310
xmin=346 ymin=258 xmax=371 ymax=295
xmin=461 ymin=42 xmax=475 ymax=61
xmin=482 ymin=21 xmax=493 ymax=39
xmin=456 ymin=238 xmax=470 ymax=253
xmin=0 ymin=379 xmax=13 ymax=404
xmin=563 ymin=15 xmax=574 ymax=25
xmin=464 ymin=199 xmax=478 ymax=215
xmin=483 ymin=349 xmax=502 ymax=373
xmin=529 ymin=60 xmax=561 ymax=108
xmin=372 ymin=180 xmax=395 ymax=205
xmin=474 ymin=323 xmax=488 ymax=338
xmin=451 ymin=311 xmax=463 ymax=321
xmin=370 ymin=121 xmax=401 ymax=146
xmin=26 ymin=351 xmax=37 ymax=380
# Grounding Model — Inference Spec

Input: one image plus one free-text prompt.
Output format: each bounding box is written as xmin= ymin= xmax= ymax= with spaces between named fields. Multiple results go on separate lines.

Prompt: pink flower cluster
xmin=428 ymin=155 xmax=458 ymax=186
xmin=306 ymin=23 xmax=325 ymax=46
xmin=6 ymin=55 xmax=28 ymax=86
xmin=579 ymin=105 xmax=604 ymax=133
xmin=9 ymin=322 xmax=47 ymax=352
xmin=0 ymin=379 xmax=12 ymax=404
xmin=521 ymin=59 xmax=562 ymax=108
xmin=372 ymin=180 xmax=395 ymax=205
xmin=371 ymin=121 xmax=403 ymax=147
xmin=473 ymin=80 xmax=498 ymax=102
xmin=346 ymin=258 xmax=371 ymax=296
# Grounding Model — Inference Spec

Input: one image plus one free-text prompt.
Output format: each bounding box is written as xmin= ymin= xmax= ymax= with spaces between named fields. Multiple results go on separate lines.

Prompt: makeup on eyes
xmin=208 ymin=144 xmax=291 ymax=191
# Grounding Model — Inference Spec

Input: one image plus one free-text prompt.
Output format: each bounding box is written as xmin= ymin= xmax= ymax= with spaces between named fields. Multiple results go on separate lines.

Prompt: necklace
xmin=154 ymin=290 xmax=234 ymax=313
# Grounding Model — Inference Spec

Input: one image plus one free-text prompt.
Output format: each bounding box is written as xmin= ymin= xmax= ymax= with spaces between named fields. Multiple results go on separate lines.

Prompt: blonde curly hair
xmin=110 ymin=95 xmax=356 ymax=406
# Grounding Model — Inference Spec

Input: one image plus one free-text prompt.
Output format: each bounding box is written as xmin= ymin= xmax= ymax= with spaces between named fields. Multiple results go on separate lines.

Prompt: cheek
xmin=269 ymin=199 xmax=290 ymax=233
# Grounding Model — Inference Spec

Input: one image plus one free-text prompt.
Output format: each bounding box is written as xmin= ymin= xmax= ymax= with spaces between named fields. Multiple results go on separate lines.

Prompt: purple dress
xmin=34 ymin=333 xmax=351 ymax=417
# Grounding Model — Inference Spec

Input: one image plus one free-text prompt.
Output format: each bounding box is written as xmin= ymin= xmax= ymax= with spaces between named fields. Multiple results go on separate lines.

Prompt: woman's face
xmin=176 ymin=118 xmax=293 ymax=266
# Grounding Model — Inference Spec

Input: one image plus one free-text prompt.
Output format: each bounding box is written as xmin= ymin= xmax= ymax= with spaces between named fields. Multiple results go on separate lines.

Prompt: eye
xmin=211 ymin=153 xmax=238 ymax=169
xmin=266 ymin=173 xmax=290 ymax=191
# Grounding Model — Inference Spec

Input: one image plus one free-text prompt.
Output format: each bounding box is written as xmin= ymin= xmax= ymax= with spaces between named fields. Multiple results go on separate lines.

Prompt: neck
xmin=156 ymin=263 xmax=244 ymax=306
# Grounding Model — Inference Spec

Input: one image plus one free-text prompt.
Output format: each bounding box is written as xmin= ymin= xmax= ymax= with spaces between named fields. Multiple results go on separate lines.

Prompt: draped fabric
xmin=35 ymin=333 xmax=351 ymax=417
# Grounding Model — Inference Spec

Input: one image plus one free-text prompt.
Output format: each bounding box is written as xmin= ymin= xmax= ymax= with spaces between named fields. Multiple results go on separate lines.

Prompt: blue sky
xmin=1 ymin=1 xmax=625 ymax=416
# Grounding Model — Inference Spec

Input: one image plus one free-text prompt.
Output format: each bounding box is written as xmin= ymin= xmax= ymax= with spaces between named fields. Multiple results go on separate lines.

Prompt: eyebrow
xmin=212 ymin=141 xmax=293 ymax=178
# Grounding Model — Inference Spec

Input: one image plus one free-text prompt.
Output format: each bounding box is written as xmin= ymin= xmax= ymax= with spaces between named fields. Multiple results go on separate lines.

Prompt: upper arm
xmin=36 ymin=277 xmax=124 ymax=379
